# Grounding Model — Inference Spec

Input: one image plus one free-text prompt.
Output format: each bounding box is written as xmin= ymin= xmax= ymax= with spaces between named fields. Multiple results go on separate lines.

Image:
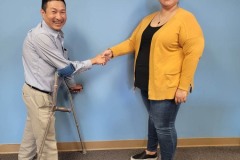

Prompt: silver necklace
xmin=158 ymin=13 xmax=161 ymax=24
xmin=158 ymin=7 xmax=179 ymax=25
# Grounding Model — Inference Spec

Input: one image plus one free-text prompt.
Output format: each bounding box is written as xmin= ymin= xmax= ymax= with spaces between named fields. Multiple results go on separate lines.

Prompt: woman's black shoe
xmin=130 ymin=150 xmax=158 ymax=160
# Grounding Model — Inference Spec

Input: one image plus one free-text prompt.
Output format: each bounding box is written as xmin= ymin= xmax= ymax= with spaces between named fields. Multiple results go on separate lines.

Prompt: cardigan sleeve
xmin=178 ymin=13 xmax=205 ymax=91
xmin=110 ymin=20 xmax=143 ymax=57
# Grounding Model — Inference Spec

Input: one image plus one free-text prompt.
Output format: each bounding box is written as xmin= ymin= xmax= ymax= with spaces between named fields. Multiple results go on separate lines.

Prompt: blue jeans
xmin=141 ymin=90 xmax=180 ymax=160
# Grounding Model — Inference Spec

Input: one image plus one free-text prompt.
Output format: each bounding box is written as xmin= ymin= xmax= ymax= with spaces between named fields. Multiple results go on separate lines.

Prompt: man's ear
xmin=40 ymin=9 xmax=45 ymax=17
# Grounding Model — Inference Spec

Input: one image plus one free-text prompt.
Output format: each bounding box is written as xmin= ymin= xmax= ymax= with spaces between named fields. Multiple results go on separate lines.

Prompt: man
xmin=18 ymin=0 xmax=106 ymax=159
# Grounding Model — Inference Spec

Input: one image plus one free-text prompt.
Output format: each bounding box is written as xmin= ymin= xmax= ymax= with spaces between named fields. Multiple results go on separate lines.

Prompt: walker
xmin=37 ymin=68 xmax=86 ymax=160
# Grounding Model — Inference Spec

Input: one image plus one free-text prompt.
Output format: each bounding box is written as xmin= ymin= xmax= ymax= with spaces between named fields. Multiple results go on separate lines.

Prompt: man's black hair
xmin=41 ymin=0 xmax=66 ymax=11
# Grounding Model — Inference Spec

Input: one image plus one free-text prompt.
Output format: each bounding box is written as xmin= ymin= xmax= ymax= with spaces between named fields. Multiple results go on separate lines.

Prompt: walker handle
xmin=54 ymin=107 xmax=71 ymax=112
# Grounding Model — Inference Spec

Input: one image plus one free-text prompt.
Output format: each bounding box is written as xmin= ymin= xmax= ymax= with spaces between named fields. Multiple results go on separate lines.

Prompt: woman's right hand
xmin=102 ymin=49 xmax=113 ymax=60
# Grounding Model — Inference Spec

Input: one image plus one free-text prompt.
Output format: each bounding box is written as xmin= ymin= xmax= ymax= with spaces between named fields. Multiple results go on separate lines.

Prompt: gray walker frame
xmin=37 ymin=73 xmax=86 ymax=160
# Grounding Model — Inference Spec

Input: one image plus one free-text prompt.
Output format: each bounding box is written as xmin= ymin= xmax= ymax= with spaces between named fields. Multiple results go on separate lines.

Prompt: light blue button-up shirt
xmin=22 ymin=21 xmax=92 ymax=92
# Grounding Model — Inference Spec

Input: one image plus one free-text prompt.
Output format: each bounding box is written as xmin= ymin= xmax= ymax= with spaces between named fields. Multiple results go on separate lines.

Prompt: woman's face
xmin=159 ymin=0 xmax=179 ymax=9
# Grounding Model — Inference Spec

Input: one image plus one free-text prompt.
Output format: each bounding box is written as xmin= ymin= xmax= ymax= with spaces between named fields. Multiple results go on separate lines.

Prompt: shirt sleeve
xmin=33 ymin=33 xmax=92 ymax=75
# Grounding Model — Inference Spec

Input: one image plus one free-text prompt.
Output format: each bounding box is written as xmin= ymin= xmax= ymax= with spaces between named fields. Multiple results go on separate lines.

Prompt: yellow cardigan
xmin=110 ymin=8 xmax=205 ymax=100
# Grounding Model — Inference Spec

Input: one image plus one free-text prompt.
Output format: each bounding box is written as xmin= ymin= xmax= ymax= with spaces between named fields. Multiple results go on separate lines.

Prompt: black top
xmin=135 ymin=23 xmax=162 ymax=91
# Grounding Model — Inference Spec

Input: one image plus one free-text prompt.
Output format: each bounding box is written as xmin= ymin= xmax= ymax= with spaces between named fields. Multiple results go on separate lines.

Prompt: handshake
xmin=90 ymin=49 xmax=113 ymax=66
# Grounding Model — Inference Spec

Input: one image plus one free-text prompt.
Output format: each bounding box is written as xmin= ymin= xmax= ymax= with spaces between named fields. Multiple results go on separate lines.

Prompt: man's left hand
xmin=69 ymin=84 xmax=83 ymax=93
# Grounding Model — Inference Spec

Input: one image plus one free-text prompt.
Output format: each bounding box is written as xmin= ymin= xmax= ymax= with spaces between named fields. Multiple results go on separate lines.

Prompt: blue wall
xmin=0 ymin=0 xmax=240 ymax=144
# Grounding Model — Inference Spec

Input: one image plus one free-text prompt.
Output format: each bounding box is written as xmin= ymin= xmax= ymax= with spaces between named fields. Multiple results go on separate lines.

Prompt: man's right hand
xmin=91 ymin=54 xmax=108 ymax=65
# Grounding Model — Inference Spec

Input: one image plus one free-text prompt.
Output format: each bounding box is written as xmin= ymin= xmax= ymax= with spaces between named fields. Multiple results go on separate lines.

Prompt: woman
xmin=103 ymin=0 xmax=204 ymax=159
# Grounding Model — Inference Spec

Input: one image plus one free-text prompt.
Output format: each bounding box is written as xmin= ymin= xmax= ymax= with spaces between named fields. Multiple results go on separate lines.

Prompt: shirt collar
xmin=41 ymin=20 xmax=64 ymax=39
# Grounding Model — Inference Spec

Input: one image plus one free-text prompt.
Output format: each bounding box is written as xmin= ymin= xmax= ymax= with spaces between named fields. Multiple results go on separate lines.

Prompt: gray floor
xmin=1 ymin=147 xmax=240 ymax=160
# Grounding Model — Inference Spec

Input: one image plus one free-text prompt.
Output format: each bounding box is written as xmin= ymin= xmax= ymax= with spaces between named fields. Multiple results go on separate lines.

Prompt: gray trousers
xmin=18 ymin=84 xmax=58 ymax=160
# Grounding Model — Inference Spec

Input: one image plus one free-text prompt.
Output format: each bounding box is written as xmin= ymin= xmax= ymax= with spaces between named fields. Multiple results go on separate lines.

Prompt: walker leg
xmin=63 ymin=80 xmax=87 ymax=154
xmin=37 ymin=108 xmax=55 ymax=160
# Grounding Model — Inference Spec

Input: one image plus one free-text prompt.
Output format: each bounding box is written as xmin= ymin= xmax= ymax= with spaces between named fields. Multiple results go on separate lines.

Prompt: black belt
xmin=26 ymin=83 xmax=51 ymax=95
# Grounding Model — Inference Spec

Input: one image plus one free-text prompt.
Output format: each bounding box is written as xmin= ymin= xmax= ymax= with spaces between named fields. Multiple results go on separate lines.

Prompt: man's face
xmin=41 ymin=1 xmax=67 ymax=31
